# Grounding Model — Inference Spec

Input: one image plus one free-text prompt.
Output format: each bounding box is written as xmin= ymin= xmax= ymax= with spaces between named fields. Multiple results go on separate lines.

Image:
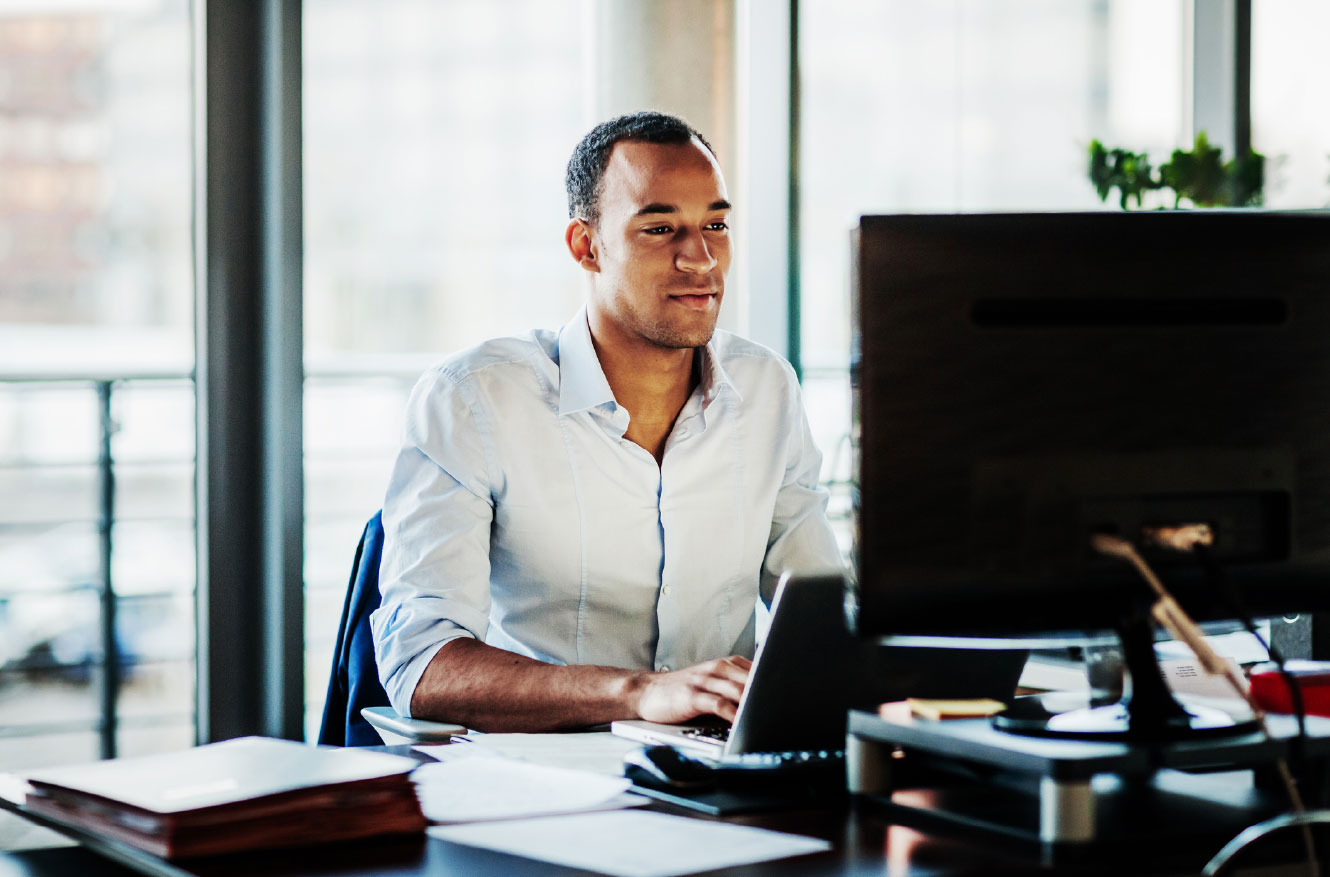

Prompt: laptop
xmin=612 ymin=572 xmax=1028 ymax=763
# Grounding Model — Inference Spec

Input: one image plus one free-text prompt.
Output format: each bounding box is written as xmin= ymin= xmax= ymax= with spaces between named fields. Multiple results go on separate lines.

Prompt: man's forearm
xmin=409 ymin=638 xmax=649 ymax=732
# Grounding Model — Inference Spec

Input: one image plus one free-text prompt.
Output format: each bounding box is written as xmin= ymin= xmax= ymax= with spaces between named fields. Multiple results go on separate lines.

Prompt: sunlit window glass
xmin=798 ymin=0 xmax=1187 ymax=502
xmin=302 ymin=0 xmax=587 ymax=737
xmin=0 ymin=1 xmax=195 ymax=771
xmin=1251 ymin=0 xmax=1330 ymax=208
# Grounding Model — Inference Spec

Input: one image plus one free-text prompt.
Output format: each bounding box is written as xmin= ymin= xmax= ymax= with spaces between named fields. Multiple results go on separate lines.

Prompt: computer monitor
xmin=850 ymin=211 xmax=1330 ymax=738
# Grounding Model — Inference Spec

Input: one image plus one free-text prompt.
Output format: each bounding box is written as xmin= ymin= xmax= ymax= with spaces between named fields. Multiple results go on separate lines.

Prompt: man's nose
xmin=675 ymin=229 xmax=717 ymax=273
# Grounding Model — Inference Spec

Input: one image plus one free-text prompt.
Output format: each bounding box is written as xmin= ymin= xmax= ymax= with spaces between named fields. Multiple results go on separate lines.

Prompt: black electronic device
xmin=850 ymin=211 xmax=1330 ymax=739
xmin=623 ymin=745 xmax=717 ymax=791
xmin=621 ymin=744 xmax=846 ymax=794
xmin=612 ymin=573 xmax=862 ymax=759
xmin=613 ymin=573 xmax=1026 ymax=754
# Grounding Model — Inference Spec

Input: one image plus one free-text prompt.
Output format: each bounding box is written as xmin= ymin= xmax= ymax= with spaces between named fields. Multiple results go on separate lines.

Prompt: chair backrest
xmin=317 ymin=511 xmax=393 ymax=746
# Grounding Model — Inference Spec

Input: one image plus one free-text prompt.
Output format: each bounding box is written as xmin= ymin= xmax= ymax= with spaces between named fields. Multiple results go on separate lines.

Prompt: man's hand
xmin=634 ymin=656 xmax=753 ymax=724
xmin=411 ymin=640 xmax=754 ymax=732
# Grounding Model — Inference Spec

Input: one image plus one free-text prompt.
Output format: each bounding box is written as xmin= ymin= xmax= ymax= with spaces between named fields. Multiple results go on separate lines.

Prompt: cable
xmin=1092 ymin=532 xmax=1319 ymax=877
xmin=1204 ymin=811 xmax=1330 ymax=877
xmin=1192 ymin=541 xmax=1315 ymax=876
xmin=1090 ymin=534 xmax=1248 ymax=697
xmin=1192 ymin=542 xmax=1309 ymax=745
xmin=1142 ymin=525 xmax=1309 ymax=741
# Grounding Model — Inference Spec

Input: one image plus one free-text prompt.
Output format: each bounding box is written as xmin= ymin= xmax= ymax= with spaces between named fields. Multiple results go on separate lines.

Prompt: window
xmin=302 ymin=0 xmax=588 ymax=737
xmin=798 ymin=0 xmax=1188 ymax=499
xmin=0 ymin=2 xmax=195 ymax=770
xmin=1251 ymin=0 xmax=1330 ymax=208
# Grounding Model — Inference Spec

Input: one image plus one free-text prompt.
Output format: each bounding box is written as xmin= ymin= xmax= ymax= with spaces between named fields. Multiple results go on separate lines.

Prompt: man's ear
xmin=565 ymin=218 xmax=599 ymax=273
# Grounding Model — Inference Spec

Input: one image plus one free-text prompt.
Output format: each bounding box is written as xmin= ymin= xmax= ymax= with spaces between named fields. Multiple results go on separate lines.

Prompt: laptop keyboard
xmin=676 ymin=727 xmax=844 ymax=771
xmin=714 ymin=749 xmax=845 ymax=771
xmin=680 ymin=727 xmax=730 ymax=743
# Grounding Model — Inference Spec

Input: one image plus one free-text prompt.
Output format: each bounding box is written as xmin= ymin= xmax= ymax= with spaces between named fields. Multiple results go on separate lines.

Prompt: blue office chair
xmin=318 ymin=511 xmax=464 ymax=746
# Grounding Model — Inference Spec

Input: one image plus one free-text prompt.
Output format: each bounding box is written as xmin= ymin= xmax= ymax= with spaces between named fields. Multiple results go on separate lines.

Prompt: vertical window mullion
xmin=1189 ymin=0 xmax=1250 ymax=154
xmin=195 ymin=0 xmax=304 ymax=744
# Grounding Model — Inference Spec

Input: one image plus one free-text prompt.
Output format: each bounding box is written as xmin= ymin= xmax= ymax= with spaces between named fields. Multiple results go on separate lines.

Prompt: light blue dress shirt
xmin=371 ymin=307 xmax=844 ymax=717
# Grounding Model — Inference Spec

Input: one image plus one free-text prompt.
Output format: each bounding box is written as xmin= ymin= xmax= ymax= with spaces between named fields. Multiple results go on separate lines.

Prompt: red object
xmin=1249 ymin=662 xmax=1330 ymax=716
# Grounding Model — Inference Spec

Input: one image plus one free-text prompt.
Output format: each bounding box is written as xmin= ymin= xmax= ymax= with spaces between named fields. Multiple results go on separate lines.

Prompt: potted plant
xmin=1088 ymin=132 xmax=1264 ymax=209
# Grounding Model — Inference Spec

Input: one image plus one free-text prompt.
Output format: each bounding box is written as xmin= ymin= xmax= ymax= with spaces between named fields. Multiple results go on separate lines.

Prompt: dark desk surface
xmin=0 ymin=749 xmax=1312 ymax=877
xmin=6 ymin=786 xmax=1314 ymax=877
xmin=0 ymin=795 xmax=1098 ymax=877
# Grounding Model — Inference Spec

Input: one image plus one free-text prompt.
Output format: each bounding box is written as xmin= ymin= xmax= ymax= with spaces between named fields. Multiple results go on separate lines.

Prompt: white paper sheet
xmin=1160 ymin=656 xmax=1247 ymax=700
xmin=413 ymin=755 xmax=642 ymax=823
xmin=415 ymin=731 xmax=640 ymax=776
xmin=1158 ymin=656 xmax=1255 ymax=719
xmin=430 ymin=809 xmax=832 ymax=877
xmin=1155 ymin=629 xmax=1270 ymax=665
xmin=0 ymin=772 xmax=30 ymax=805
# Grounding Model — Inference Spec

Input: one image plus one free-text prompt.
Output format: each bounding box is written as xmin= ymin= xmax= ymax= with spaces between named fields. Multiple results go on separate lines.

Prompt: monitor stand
xmin=994 ymin=606 xmax=1259 ymax=741
xmin=846 ymin=704 xmax=1327 ymax=850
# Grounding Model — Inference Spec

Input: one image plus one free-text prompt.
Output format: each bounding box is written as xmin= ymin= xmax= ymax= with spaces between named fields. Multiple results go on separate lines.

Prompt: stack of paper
xmin=413 ymin=756 xmax=641 ymax=823
xmin=418 ymin=731 xmax=640 ymax=776
xmin=21 ymin=737 xmax=425 ymax=859
xmin=411 ymin=735 xmax=830 ymax=876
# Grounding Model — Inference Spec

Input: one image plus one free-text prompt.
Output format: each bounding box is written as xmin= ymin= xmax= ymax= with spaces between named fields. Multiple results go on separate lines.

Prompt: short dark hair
xmin=565 ymin=111 xmax=716 ymax=224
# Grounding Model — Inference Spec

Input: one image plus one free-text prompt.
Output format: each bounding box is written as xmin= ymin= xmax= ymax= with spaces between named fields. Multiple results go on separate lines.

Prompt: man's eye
xmin=643 ymin=225 xmax=672 ymax=235
xmin=706 ymin=221 xmax=729 ymax=232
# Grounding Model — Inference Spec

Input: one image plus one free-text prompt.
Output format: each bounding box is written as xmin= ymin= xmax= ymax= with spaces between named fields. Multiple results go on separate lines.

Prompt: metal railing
xmin=0 ymin=359 xmax=428 ymax=760
xmin=0 ymin=369 xmax=193 ymax=760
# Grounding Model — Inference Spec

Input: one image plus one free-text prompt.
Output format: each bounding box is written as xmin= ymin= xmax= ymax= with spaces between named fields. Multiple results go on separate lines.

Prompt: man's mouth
xmin=669 ymin=290 xmax=718 ymax=310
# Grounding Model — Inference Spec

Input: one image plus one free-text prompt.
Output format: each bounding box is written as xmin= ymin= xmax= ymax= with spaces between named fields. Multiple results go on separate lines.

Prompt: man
xmin=372 ymin=111 xmax=843 ymax=732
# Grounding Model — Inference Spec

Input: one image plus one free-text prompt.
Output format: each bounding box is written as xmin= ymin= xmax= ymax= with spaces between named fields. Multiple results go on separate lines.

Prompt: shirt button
xmin=659 ymin=666 xmax=671 ymax=672
xmin=620 ymin=439 xmax=631 ymax=448
xmin=661 ymin=585 xmax=671 ymax=596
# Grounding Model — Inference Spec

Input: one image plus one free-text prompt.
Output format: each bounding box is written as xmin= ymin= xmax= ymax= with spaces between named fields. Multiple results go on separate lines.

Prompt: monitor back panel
xmin=852 ymin=212 xmax=1330 ymax=637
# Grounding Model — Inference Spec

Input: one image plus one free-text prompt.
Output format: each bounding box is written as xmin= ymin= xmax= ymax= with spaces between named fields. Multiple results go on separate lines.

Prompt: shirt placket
xmin=594 ymin=403 xmax=671 ymax=669
xmin=653 ymin=395 xmax=707 ymax=673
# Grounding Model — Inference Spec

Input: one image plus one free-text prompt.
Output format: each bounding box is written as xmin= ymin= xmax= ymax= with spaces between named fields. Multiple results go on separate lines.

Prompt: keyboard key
xmin=713 ymin=749 xmax=845 ymax=772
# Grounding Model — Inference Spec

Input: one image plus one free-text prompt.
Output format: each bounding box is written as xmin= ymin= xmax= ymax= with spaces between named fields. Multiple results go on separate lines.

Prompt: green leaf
xmin=1093 ymin=131 xmax=1267 ymax=210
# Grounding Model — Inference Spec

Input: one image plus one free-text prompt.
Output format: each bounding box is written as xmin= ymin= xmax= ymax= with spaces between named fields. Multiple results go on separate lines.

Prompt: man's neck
xmin=589 ymin=330 xmax=699 ymax=463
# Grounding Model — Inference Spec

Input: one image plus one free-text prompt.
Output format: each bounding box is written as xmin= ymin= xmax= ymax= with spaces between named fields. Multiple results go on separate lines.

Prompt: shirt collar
xmin=697 ymin=334 xmax=742 ymax=407
xmin=556 ymin=307 xmax=744 ymax=417
xmin=557 ymin=306 xmax=618 ymax=417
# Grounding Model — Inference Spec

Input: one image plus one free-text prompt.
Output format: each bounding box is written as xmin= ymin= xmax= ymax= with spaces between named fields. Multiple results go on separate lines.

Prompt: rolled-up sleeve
xmin=761 ymin=374 xmax=847 ymax=606
xmin=371 ymin=368 xmax=498 ymax=718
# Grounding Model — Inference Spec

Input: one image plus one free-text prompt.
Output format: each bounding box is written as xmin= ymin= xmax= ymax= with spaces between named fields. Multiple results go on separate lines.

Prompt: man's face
xmin=579 ymin=138 xmax=732 ymax=351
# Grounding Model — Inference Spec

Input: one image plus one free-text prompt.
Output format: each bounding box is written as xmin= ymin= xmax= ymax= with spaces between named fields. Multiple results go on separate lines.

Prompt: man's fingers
xmin=694 ymin=691 xmax=737 ymax=723
xmin=696 ymin=673 xmax=745 ymax=706
xmin=707 ymin=656 xmax=752 ymax=684
xmin=636 ymin=656 xmax=755 ymax=723
xmin=693 ymin=655 xmax=751 ymax=704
